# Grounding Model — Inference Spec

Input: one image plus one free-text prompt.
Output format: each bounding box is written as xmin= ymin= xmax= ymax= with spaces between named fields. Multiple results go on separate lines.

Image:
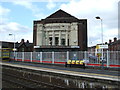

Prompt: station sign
xmin=34 ymin=46 xmax=40 ymax=48
xmin=13 ymin=48 xmax=17 ymax=51
xmin=96 ymin=45 xmax=108 ymax=49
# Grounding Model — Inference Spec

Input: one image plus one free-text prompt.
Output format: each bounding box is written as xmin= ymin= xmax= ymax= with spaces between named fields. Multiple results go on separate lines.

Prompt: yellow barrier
xmin=76 ymin=60 xmax=80 ymax=64
xmin=67 ymin=60 xmax=72 ymax=64
xmin=80 ymin=60 xmax=84 ymax=64
xmin=67 ymin=60 xmax=84 ymax=65
xmin=71 ymin=60 xmax=76 ymax=64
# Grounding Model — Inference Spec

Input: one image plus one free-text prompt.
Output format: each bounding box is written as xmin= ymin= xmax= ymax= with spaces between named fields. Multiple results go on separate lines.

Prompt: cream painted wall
xmin=36 ymin=22 xmax=79 ymax=46
xmin=69 ymin=23 xmax=78 ymax=45
xmin=36 ymin=24 xmax=43 ymax=46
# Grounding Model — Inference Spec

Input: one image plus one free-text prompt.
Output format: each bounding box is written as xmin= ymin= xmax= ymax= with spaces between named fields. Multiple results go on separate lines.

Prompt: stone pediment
xmin=45 ymin=9 xmax=78 ymax=20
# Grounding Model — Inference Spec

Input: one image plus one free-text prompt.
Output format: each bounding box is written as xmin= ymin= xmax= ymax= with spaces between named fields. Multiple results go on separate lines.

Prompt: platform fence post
xmin=52 ymin=51 xmax=54 ymax=64
xmin=22 ymin=52 xmax=24 ymax=62
xmin=15 ymin=52 xmax=17 ymax=61
xmin=84 ymin=51 xmax=87 ymax=60
xmin=107 ymin=50 xmax=109 ymax=67
xmin=40 ymin=52 xmax=42 ymax=63
xmin=67 ymin=51 xmax=69 ymax=62
xmin=30 ymin=52 xmax=32 ymax=62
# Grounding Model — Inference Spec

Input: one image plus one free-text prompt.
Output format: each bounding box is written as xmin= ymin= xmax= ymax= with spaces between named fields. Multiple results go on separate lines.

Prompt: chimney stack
xmin=26 ymin=40 xmax=29 ymax=43
xmin=114 ymin=37 xmax=117 ymax=42
xmin=109 ymin=39 xmax=112 ymax=43
xmin=105 ymin=42 xmax=107 ymax=44
xmin=21 ymin=39 xmax=24 ymax=43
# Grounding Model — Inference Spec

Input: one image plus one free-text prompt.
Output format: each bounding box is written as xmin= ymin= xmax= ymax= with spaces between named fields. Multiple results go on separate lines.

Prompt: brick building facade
xmin=88 ymin=37 xmax=120 ymax=52
xmin=0 ymin=39 xmax=33 ymax=52
xmin=108 ymin=37 xmax=120 ymax=51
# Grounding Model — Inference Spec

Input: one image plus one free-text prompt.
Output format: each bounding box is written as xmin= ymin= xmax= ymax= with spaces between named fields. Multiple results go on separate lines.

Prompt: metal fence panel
xmin=109 ymin=51 xmax=120 ymax=65
xmin=32 ymin=52 xmax=41 ymax=62
xmin=85 ymin=52 xmax=98 ymax=64
xmin=42 ymin=52 xmax=52 ymax=62
xmin=17 ymin=52 xmax=22 ymax=60
xmin=9 ymin=51 xmax=120 ymax=66
xmin=69 ymin=51 xmax=84 ymax=60
xmin=24 ymin=52 xmax=31 ymax=62
xmin=54 ymin=52 xmax=67 ymax=62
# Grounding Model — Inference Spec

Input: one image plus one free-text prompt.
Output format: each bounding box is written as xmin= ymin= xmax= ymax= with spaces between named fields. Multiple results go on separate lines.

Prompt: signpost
xmin=96 ymin=45 xmax=108 ymax=64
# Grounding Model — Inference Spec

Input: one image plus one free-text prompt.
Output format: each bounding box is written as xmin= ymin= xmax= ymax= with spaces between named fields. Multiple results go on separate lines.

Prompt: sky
xmin=0 ymin=0 xmax=119 ymax=47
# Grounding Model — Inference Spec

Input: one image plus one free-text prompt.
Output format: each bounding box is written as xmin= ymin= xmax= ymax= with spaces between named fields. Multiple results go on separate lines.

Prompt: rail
xmin=2 ymin=67 xmax=66 ymax=88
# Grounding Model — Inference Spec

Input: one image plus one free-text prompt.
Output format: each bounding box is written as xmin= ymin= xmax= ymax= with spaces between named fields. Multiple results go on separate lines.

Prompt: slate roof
xmin=45 ymin=9 xmax=78 ymax=19
xmin=34 ymin=9 xmax=84 ymax=24
xmin=108 ymin=39 xmax=120 ymax=46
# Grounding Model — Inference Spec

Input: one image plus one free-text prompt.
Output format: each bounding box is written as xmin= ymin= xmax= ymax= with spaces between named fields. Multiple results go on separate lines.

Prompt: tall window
xmin=49 ymin=37 xmax=52 ymax=45
xmin=61 ymin=38 xmax=65 ymax=46
xmin=68 ymin=39 xmax=69 ymax=46
xmin=55 ymin=37 xmax=59 ymax=46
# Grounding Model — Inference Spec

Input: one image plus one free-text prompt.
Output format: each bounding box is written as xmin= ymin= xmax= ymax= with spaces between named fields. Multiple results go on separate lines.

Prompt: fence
xmin=10 ymin=51 xmax=120 ymax=68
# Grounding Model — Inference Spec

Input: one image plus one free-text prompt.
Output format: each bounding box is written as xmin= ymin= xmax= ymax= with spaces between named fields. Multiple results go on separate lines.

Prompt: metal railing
xmin=10 ymin=51 xmax=120 ymax=67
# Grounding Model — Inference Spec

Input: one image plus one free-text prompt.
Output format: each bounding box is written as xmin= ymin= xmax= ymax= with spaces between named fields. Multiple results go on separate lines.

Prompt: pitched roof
xmin=45 ymin=9 xmax=78 ymax=19
xmin=35 ymin=9 xmax=82 ymax=24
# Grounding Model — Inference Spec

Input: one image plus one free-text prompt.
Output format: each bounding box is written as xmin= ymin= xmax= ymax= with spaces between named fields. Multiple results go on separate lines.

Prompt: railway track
xmin=2 ymin=68 xmax=66 ymax=88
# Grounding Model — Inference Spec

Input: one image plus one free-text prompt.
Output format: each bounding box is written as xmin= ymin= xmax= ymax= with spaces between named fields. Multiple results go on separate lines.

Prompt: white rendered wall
xmin=36 ymin=23 xmax=79 ymax=46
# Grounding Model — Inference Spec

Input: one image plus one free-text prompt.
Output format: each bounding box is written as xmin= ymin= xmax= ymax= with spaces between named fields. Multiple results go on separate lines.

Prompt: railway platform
xmin=1 ymin=61 xmax=119 ymax=83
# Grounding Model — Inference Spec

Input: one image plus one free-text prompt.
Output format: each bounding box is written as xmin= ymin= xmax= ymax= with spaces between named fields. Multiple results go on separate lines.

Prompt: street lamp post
xmin=9 ymin=34 xmax=16 ymax=60
xmin=95 ymin=16 xmax=104 ymax=65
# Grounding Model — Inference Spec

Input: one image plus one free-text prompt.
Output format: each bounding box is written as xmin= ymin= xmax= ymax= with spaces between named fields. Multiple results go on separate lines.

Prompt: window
xmin=22 ymin=48 xmax=24 ymax=52
xmin=61 ymin=39 xmax=65 ymax=46
xmin=49 ymin=37 xmax=52 ymax=45
xmin=68 ymin=39 xmax=69 ymax=46
xmin=55 ymin=37 xmax=59 ymax=46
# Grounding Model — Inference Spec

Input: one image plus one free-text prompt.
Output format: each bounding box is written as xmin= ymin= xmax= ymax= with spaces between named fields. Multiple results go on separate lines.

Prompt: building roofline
xmin=0 ymin=41 xmax=14 ymax=43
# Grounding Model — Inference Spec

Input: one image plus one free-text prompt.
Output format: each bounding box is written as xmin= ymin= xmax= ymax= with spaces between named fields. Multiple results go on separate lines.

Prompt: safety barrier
xmin=10 ymin=51 xmax=120 ymax=68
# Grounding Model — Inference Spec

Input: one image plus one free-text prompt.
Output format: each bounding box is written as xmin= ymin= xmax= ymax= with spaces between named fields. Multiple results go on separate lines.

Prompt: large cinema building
xmin=33 ymin=9 xmax=87 ymax=52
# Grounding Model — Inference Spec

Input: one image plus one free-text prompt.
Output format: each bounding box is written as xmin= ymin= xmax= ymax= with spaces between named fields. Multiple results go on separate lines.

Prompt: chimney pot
xmin=109 ymin=39 xmax=112 ymax=43
xmin=114 ymin=37 xmax=117 ymax=42
xmin=105 ymin=42 xmax=107 ymax=44
xmin=21 ymin=39 xmax=24 ymax=43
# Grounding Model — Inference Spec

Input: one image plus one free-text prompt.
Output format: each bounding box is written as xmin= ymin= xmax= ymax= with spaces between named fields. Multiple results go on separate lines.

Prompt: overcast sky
xmin=0 ymin=0 xmax=119 ymax=47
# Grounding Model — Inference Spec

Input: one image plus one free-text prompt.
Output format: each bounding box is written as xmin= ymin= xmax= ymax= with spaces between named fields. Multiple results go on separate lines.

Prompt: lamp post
xmin=95 ymin=16 xmax=104 ymax=65
xmin=9 ymin=34 xmax=16 ymax=60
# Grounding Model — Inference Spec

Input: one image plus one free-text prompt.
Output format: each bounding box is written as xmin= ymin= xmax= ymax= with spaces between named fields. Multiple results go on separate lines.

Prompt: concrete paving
xmin=1 ymin=61 xmax=119 ymax=82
